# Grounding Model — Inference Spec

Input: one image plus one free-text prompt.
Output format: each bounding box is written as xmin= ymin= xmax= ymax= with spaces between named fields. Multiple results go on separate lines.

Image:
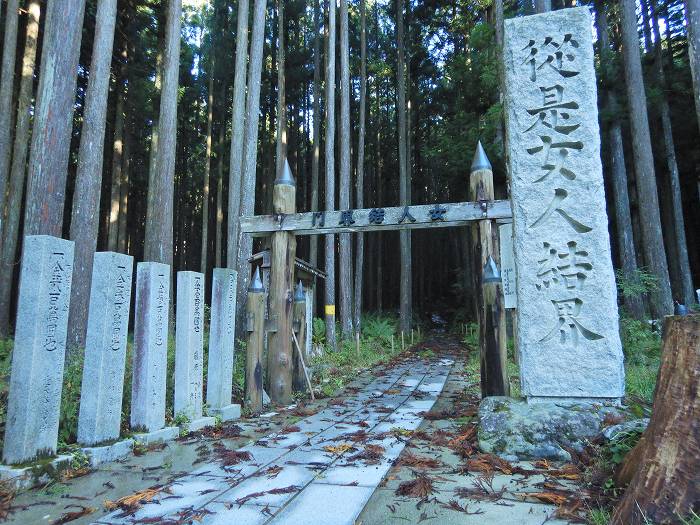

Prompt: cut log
xmin=612 ymin=315 xmax=700 ymax=524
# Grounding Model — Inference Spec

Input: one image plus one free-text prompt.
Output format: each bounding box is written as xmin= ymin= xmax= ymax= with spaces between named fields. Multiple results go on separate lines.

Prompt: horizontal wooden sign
xmin=240 ymin=200 xmax=513 ymax=236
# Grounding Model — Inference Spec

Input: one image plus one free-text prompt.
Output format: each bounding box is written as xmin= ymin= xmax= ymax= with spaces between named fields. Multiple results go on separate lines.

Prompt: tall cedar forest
xmin=0 ymin=0 xmax=698 ymax=346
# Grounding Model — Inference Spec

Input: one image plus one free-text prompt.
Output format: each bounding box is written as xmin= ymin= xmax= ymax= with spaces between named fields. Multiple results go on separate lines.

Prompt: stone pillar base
xmin=188 ymin=416 xmax=217 ymax=433
xmin=0 ymin=455 xmax=72 ymax=490
xmin=81 ymin=439 xmax=135 ymax=467
xmin=477 ymin=396 xmax=624 ymax=461
xmin=210 ymin=404 xmax=241 ymax=421
xmin=133 ymin=426 xmax=179 ymax=445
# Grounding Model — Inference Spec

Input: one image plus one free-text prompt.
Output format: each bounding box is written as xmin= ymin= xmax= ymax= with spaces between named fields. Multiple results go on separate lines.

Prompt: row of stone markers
xmin=2 ymin=235 xmax=241 ymax=467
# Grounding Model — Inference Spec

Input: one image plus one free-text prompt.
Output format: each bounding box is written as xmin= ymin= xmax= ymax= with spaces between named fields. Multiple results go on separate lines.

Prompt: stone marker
xmin=175 ymin=272 xmax=214 ymax=431
xmin=498 ymin=223 xmax=517 ymax=310
xmin=131 ymin=262 xmax=177 ymax=440
xmin=77 ymin=252 xmax=134 ymax=446
xmin=206 ymin=268 xmax=241 ymax=420
xmin=504 ymin=8 xmax=624 ymax=400
xmin=2 ymin=235 xmax=74 ymax=464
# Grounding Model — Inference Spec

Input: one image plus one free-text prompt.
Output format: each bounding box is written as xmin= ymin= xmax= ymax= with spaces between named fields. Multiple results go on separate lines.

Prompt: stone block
xmin=78 ymin=252 xmax=134 ymax=446
xmin=206 ymin=268 xmax=237 ymax=410
xmin=477 ymin=396 xmax=622 ymax=461
xmin=82 ymin=439 xmax=135 ymax=467
xmin=2 ymin=235 xmax=74 ymax=464
xmin=131 ymin=262 xmax=170 ymax=432
xmin=0 ymin=454 xmax=72 ymax=490
xmin=174 ymin=271 xmax=205 ymax=420
xmin=133 ymin=426 xmax=179 ymax=446
xmin=187 ymin=416 xmax=217 ymax=433
xmin=210 ymin=403 xmax=241 ymax=422
xmin=503 ymin=8 xmax=624 ymax=399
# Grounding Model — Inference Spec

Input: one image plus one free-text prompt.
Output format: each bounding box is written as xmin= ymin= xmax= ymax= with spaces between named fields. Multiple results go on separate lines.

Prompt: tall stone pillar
xmin=503 ymin=8 xmax=624 ymax=401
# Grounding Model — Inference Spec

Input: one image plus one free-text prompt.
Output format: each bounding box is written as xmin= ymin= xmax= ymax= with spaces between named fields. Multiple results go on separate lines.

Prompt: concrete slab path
xmin=93 ymin=356 xmax=455 ymax=525
xmin=4 ymin=336 xmax=581 ymax=524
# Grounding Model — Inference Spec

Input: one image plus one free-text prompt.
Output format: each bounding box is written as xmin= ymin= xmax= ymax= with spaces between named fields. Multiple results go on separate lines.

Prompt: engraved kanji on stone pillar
xmin=504 ymin=8 xmax=624 ymax=400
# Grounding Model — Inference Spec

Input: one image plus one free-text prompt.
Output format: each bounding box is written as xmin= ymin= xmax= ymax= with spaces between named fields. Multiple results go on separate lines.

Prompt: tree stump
xmin=612 ymin=315 xmax=700 ymax=524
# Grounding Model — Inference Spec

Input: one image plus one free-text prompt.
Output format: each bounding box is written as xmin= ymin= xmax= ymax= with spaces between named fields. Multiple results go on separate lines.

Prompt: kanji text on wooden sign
xmin=240 ymin=200 xmax=513 ymax=236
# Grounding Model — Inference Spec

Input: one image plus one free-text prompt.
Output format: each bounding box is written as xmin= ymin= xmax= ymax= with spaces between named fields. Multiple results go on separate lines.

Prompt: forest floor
xmin=0 ymin=334 xmax=584 ymax=525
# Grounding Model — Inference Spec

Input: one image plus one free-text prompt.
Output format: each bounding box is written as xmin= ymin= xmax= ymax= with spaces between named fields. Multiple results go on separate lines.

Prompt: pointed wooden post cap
xmin=471 ymin=141 xmax=492 ymax=172
xmin=294 ymin=280 xmax=305 ymax=302
xmin=275 ymin=158 xmax=296 ymax=186
xmin=249 ymin=266 xmax=264 ymax=292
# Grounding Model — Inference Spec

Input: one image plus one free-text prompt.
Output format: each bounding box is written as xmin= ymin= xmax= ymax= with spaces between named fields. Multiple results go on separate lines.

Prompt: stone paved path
xmin=94 ymin=356 xmax=456 ymax=525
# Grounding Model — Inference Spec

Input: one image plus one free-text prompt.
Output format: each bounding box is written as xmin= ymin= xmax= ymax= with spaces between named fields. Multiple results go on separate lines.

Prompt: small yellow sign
xmin=325 ymin=305 xmax=336 ymax=316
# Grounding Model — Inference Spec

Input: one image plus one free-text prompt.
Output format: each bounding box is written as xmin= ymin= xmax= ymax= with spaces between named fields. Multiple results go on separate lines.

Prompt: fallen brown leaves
xmin=291 ymin=405 xmax=318 ymax=417
xmin=59 ymin=467 xmax=91 ymax=482
xmin=49 ymin=505 xmax=95 ymax=524
xmin=213 ymin=443 xmax=253 ymax=466
xmin=323 ymin=443 xmax=354 ymax=455
xmin=195 ymin=424 xmax=242 ymax=440
xmin=395 ymin=474 xmax=435 ymax=499
xmin=0 ymin=480 xmax=15 ymax=521
xmin=346 ymin=444 xmax=386 ymax=465
xmin=397 ymin=452 xmax=442 ymax=470
xmin=104 ymin=485 xmax=169 ymax=514
xmin=279 ymin=425 xmax=300 ymax=434
xmin=234 ymin=485 xmax=300 ymax=505
xmin=465 ymin=453 xmax=515 ymax=475
xmin=440 ymin=499 xmax=484 ymax=515
xmin=337 ymin=430 xmax=369 ymax=443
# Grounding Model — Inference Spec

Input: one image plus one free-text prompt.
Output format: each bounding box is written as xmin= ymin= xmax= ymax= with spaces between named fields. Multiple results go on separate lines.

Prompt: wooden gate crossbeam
xmin=240 ymin=200 xmax=512 ymax=236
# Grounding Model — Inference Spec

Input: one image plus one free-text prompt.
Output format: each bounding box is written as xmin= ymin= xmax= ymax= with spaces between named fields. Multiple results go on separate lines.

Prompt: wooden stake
xmin=411 ymin=329 xmax=414 ymax=345
xmin=268 ymin=161 xmax=297 ymax=404
xmin=391 ymin=334 xmax=394 ymax=352
xmin=355 ymin=331 xmax=360 ymax=357
xmin=470 ymin=142 xmax=509 ymax=397
xmin=401 ymin=331 xmax=405 ymax=350
xmin=244 ymin=269 xmax=266 ymax=414
xmin=292 ymin=330 xmax=315 ymax=401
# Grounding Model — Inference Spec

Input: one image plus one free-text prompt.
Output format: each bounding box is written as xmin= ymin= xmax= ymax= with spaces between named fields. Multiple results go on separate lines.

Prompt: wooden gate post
xmin=292 ymin=281 xmax=307 ymax=392
xmin=245 ymin=267 xmax=265 ymax=413
xmin=469 ymin=142 xmax=509 ymax=397
xmin=268 ymin=160 xmax=297 ymax=405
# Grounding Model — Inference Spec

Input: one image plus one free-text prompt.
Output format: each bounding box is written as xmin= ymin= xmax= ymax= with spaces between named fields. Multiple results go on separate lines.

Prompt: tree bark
xmin=324 ymin=0 xmax=337 ymax=350
xmin=339 ymin=0 xmax=353 ymax=338
xmin=275 ymin=0 xmax=287 ymax=183
xmin=595 ymin=0 xmax=645 ymax=320
xmin=535 ymin=0 xmax=551 ymax=13
xmin=397 ymin=0 xmax=411 ymax=334
xmin=118 ymin=115 xmax=130 ymax=254
xmin=215 ymin=125 xmax=224 ymax=268
xmin=226 ymin=0 xmax=249 ymax=267
xmin=612 ymin=315 xmax=700 ymax=524
xmin=234 ymin=0 xmax=267 ymax=344
xmin=144 ymin=0 xmax=181 ymax=266
xmin=0 ymin=0 xmax=40 ymax=337
xmin=686 ymin=0 xmax=700 ymax=141
xmin=353 ymin=0 xmax=367 ymax=334
xmin=23 ymin=0 xmax=86 ymax=237
xmin=68 ymin=0 xmax=119 ymax=351
xmin=201 ymin=59 xmax=215 ymax=273
xmin=309 ymin=0 xmax=322 ymax=270
xmin=651 ymin=10 xmax=695 ymax=306
xmin=0 ymin=0 xmax=19 ymax=242
xmin=146 ymin=21 xmax=164 ymax=235
xmin=107 ymin=53 xmax=126 ymax=252
xmin=619 ymin=0 xmax=673 ymax=318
